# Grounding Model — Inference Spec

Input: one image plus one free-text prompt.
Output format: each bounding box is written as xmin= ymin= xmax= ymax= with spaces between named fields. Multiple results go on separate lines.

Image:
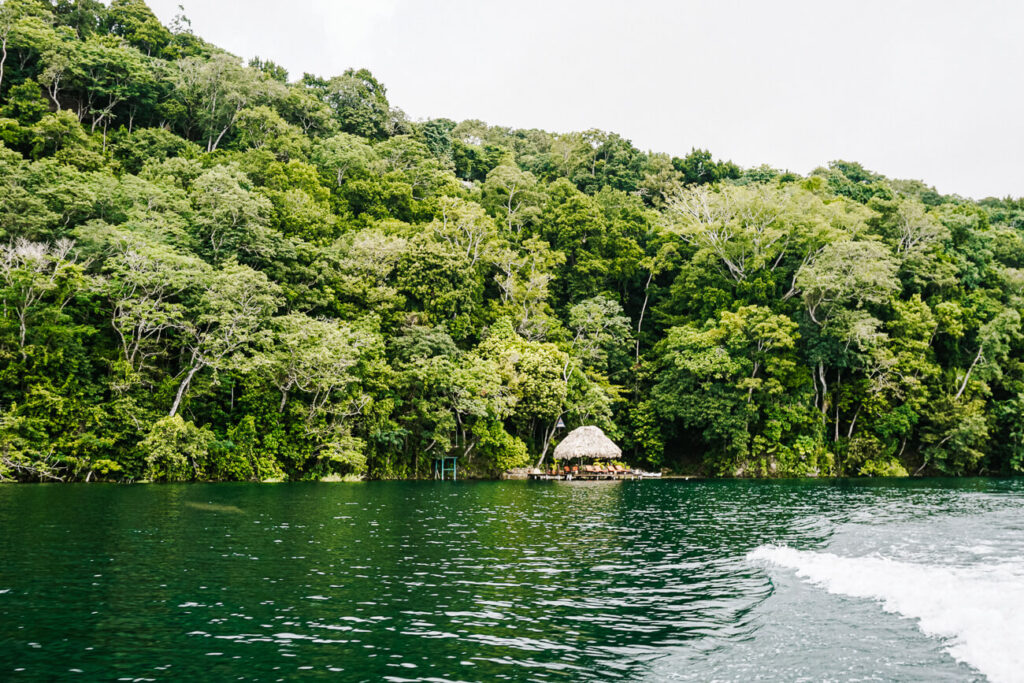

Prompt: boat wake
xmin=748 ymin=545 xmax=1024 ymax=682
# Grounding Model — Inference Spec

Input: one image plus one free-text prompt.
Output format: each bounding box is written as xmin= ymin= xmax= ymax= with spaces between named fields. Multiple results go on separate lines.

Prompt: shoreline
xmin=5 ymin=474 xmax=1021 ymax=485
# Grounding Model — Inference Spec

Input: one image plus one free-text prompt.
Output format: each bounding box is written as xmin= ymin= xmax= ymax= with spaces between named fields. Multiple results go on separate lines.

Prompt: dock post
xmin=432 ymin=456 xmax=458 ymax=481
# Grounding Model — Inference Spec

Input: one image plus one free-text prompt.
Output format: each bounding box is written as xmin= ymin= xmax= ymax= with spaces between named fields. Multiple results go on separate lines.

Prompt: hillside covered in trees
xmin=1 ymin=0 xmax=1023 ymax=482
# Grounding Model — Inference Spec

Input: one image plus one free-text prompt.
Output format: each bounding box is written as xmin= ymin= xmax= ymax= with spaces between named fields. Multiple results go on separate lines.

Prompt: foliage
xmin=0 ymin=2 xmax=1022 ymax=482
xmin=139 ymin=415 xmax=214 ymax=482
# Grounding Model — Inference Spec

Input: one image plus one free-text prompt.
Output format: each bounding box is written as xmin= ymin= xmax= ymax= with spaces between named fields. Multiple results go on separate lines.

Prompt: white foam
xmin=749 ymin=545 xmax=1024 ymax=683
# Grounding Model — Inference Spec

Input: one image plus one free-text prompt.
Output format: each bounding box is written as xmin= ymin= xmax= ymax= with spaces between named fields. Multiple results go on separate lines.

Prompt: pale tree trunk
xmin=210 ymin=124 xmax=231 ymax=152
xmin=833 ymin=370 xmax=842 ymax=442
xmin=747 ymin=361 xmax=760 ymax=403
xmin=635 ymin=269 xmax=654 ymax=361
xmin=847 ymin=404 xmax=861 ymax=439
xmin=954 ymin=346 xmax=984 ymax=400
xmin=18 ymin=311 xmax=28 ymax=360
xmin=505 ymin=183 xmax=520 ymax=233
xmin=0 ymin=36 xmax=7 ymax=94
xmin=535 ymin=413 xmax=564 ymax=468
xmin=818 ymin=362 xmax=828 ymax=416
xmin=169 ymin=364 xmax=203 ymax=417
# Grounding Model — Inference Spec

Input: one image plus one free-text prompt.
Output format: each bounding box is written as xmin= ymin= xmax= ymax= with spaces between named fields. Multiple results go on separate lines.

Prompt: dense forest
xmin=1 ymin=0 xmax=1023 ymax=482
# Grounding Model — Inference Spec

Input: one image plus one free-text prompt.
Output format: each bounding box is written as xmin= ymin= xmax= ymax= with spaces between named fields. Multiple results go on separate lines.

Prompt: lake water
xmin=1 ymin=479 xmax=1021 ymax=681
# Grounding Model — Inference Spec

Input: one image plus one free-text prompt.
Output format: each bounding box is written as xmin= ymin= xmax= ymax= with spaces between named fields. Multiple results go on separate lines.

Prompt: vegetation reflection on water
xmin=0 ymin=479 xmax=1017 ymax=681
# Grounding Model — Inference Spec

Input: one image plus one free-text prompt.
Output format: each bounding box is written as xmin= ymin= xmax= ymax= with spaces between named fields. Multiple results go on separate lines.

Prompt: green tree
xmin=105 ymin=0 xmax=171 ymax=56
xmin=653 ymin=306 xmax=807 ymax=475
xmin=320 ymin=68 xmax=392 ymax=140
xmin=140 ymin=415 xmax=214 ymax=481
xmin=170 ymin=52 xmax=279 ymax=152
xmin=189 ymin=164 xmax=275 ymax=261
xmin=168 ymin=263 xmax=281 ymax=417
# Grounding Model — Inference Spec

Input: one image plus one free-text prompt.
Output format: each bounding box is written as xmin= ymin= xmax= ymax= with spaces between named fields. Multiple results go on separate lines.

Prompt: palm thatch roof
xmin=553 ymin=425 xmax=621 ymax=460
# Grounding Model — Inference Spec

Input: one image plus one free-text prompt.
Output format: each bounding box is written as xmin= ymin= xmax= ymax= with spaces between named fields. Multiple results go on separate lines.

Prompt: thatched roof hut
xmin=553 ymin=425 xmax=621 ymax=460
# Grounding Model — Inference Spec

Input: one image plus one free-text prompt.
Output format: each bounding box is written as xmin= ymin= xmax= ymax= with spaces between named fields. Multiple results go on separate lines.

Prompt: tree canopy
xmin=1 ymin=1 xmax=1023 ymax=482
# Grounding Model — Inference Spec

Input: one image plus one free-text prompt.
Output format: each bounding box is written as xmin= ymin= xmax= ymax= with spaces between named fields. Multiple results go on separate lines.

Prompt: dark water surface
xmin=1 ymin=479 xmax=1021 ymax=681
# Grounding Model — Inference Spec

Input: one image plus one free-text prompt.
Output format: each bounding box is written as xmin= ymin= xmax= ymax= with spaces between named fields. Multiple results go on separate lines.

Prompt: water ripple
xmin=0 ymin=478 xmax=1020 ymax=681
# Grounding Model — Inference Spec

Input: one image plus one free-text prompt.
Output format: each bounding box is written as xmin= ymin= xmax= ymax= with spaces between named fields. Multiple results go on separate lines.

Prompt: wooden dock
xmin=526 ymin=470 xmax=661 ymax=481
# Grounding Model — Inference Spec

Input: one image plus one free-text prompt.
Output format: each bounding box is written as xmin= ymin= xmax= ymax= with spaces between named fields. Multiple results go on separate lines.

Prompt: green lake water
xmin=2 ymin=479 xmax=1022 ymax=681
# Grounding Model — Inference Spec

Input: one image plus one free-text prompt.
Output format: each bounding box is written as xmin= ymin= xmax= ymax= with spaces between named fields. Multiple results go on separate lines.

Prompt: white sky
xmin=145 ymin=0 xmax=1024 ymax=199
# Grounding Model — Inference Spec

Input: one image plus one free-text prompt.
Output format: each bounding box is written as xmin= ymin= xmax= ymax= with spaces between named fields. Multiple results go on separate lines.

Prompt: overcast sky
xmin=145 ymin=0 xmax=1024 ymax=199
